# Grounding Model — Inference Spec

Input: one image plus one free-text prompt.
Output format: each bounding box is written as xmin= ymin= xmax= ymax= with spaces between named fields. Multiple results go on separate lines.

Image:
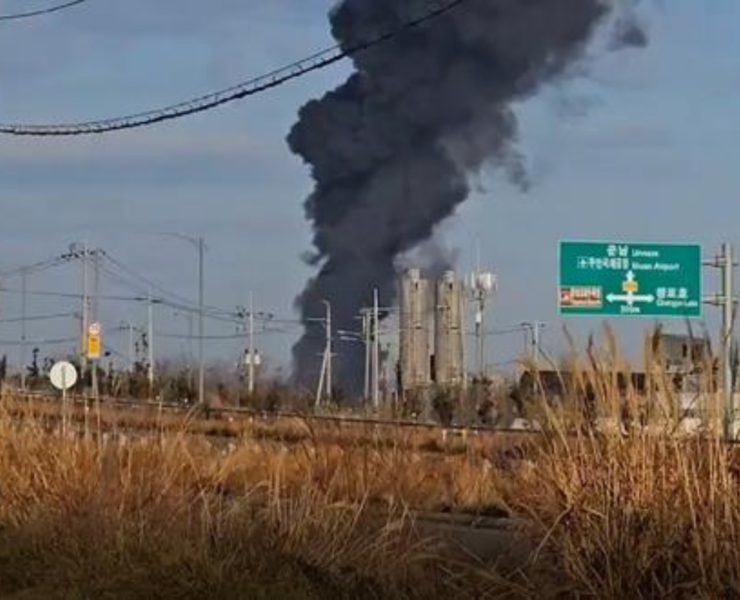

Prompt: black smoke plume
xmin=289 ymin=0 xmax=629 ymax=393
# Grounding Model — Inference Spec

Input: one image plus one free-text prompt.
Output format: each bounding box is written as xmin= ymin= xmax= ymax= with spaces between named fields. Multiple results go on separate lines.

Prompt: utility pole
xmin=363 ymin=310 xmax=371 ymax=401
xmin=187 ymin=313 xmax=194 ymax=391
xmin=248 ymin=292 xmax=256 ymax=395
xmin=20 ymin=268 xmax=27 ymax=391
xmin=147 ymin=288 xmax=155 ymax=400
xmin=80 ymin=242 xmax=89 ymax=379
xmin=522 ymin=321 xmax=546 ymax=365
xmin=313 ymin=302 xmax=333 ymax=408
xmin=475 ymin=305 xmax=485 ymax=377
xmin=197 ymin=236 xmax=205 ymax=412
xmin=315 ymin=350 xmax=327 ymax=408
xmin=127 ymin=322 xmax=135 ymax=373
xmin=706 ymin=243 xmax=737 ymax=440
xmin=324 ymin=300 xmax=332 ymax=401
xmin=373 ymin=288 xmax=380 ymax=408
xmin=91 ymin=250 xmax=100 ymax=403
xmin=475 ymin=240 xmax=484 ymax=378
xmin=722 ymin=243 xmax=735 ymax=440
xmin=314 ymin=300 xmax=333 ymax=407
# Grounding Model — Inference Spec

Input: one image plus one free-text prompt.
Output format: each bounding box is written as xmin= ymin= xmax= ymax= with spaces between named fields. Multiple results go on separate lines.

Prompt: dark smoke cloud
xmin=611 ymin=18 xmax=649 ymax=49
xmin=399 ymin=236 xmax=461 ymax=280
xmin=289 ymin=0 xmax=625 ymax=393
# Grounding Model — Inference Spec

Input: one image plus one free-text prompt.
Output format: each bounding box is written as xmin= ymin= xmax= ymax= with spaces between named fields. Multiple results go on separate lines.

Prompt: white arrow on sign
xmin=607 ymin=293 xmax=655 ymax=306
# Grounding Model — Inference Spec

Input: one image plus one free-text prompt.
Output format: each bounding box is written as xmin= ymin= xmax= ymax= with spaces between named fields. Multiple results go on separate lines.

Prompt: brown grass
xmin=5 ymin=332 xmax=740 ymax=598
xmin=0 ymin=401 xmax=516 ymax=598
xmin=504 ymin=430 xmax=740 ymax=598
xmin=0 ymin=416 xmax=489 ymax=598
xmin=493 ymin=330 xmax=740 ymax=598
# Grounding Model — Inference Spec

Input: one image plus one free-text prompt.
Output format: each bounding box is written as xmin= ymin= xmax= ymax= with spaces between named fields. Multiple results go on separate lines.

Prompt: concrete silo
xmin=399 ymin=269 xmax=432 ymax=391
xmin=434 ymin=271 xmax=466 ymax=387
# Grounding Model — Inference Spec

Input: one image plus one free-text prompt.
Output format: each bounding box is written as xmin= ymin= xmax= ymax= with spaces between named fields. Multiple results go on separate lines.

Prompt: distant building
xmin=512 ymin=333 xmax=716 ymax=408
xmin=655 ymin=333 xmax=715 ymax=393
xmin=515 ymin=369 xmax=648 ymax=403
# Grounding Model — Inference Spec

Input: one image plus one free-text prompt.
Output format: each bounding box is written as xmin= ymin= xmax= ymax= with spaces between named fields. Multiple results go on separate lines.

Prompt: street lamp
xmin=159 ymin=233 xmax=206 ymax=410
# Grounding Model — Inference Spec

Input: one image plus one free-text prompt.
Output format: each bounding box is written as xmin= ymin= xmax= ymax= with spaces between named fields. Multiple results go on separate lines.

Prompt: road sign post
xmin=87 ymin=322 xmax=102 ymax=361
xmin=50 ymin=361 xmax=78 ymax=437
xmin=559 ymin=241 xmax=702 ymax=318
xmin=87 ymin=322 xmax=102 ymax=412
xmin=559 ymin=240 xmax=740 ymax=440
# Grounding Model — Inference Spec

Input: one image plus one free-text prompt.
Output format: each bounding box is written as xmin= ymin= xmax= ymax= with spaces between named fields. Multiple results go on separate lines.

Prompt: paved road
xmin=415 ymin=514 xmax=535 ymax=569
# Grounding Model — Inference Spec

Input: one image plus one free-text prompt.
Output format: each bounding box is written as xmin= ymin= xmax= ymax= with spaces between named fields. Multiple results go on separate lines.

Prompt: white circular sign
xmin=49 ymin=361 xmax=78 ymax=391
xmin=88 ymin=322 xmax=101 ymax=335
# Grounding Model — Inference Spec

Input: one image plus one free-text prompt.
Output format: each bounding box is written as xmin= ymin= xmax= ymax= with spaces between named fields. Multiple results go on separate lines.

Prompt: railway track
xmin=9 ymin=389 xmax=734 ymax=449
xmin=3 ymin=389 xmax=539 ymax=438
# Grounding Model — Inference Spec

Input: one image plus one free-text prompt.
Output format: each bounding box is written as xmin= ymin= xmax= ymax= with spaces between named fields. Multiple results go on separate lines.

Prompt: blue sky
xmin=0 ymin=0 xmax=738 ymax=377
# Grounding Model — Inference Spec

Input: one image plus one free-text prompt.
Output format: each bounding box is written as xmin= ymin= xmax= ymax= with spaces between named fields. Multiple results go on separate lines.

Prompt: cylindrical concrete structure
xmin=434 ymin=271 xmax=465 ymax=387
xmin=399 ymin=269 xmax=432 ymax=391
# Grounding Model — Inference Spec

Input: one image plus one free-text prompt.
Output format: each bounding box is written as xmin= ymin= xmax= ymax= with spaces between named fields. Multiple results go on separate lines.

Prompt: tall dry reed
xmin=498 ymin=330 xmax=740 ymax=598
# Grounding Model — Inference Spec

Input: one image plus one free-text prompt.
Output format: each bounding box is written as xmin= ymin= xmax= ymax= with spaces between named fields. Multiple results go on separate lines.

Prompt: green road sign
xmin=559 ymin=241 xmax=702 ymax=318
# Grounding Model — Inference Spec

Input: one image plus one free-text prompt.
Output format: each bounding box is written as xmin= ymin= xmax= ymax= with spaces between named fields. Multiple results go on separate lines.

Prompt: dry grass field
xmin=1 ymin=342 xmax=740 ymax=598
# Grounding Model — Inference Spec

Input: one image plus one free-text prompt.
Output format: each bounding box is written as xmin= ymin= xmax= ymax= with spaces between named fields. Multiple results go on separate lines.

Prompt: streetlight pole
xmin=159 ymin=233 xmax=206 ymax=411
xmin=20 ymin=268 xmax=27 ymax=391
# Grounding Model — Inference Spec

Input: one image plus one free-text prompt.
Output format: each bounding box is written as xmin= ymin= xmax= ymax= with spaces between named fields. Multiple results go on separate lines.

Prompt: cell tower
xmin=467 ymin=269 xmax=497 ymax=379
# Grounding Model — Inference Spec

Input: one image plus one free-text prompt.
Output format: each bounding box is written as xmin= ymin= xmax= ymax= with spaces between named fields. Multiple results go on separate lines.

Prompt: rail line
xmin=7 ymin=389 xmax=738 ymax=448
xmin=4 ymin=389 xmax=539 ymax=437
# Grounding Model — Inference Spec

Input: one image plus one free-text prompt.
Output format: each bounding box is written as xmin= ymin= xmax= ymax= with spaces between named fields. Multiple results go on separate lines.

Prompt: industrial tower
xmin=434 ymin=271 xmax=466 ymax=387
xmin=399 ymin=269 xmax=432 ymax=391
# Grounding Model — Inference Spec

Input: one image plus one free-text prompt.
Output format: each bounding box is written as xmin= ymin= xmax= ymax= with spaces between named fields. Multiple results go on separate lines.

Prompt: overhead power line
xmin=0 ymin=0 xmax=87 ymax=22
xmin=0 ymin=336 xmax=78 ymax=347
xmin=0 ymin=288 xmax=153 ymax=303
xmin=154 ymin=327 xmax=306 ymax=341
xmin=0 ymin=253 xmax=74 ymax=279
xmin=0 ymin=311 xmax=78 ymax=324
xmin=0 ymin=286 xmax=300 ymax=327
xmin=0 ymin=0 xmax=464 ymax=136
xmin=99 ymin=252 xmax=298 ymax=325
xmin=99 ymin=262 xmax=246 ymax=323
xmin=102 ymin=251 xmax=197 ymax=309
